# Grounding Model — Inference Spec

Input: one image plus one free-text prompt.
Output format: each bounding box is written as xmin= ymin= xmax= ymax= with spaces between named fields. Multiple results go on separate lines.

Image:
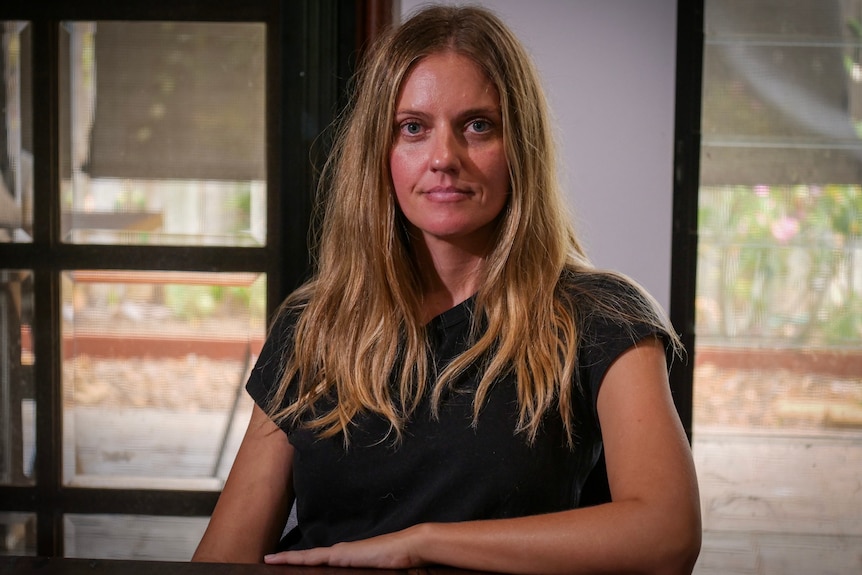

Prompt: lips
xmin=423 ymin=186 xmax=473 ymax=202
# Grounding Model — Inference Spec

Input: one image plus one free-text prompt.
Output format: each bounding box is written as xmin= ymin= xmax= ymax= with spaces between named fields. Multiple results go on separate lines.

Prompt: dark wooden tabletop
xmin=0 ymin=556 xmax=498 ymax=575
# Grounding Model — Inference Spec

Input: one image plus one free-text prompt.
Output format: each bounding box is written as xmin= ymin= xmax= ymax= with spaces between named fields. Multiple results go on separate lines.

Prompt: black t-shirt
xmin=246 ymin=276 xmax=666 ymax=551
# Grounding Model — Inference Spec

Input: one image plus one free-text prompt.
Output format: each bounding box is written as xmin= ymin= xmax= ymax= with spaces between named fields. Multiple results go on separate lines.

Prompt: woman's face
xmin=390 ymin=51 xmax=510 ymax=252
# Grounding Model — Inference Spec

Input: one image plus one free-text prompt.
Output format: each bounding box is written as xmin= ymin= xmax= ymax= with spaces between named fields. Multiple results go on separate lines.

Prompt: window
xmin=682 ymin=1 xmax=862 ymax=572
xmin=0 ymin=0 xmax=370 ymax=560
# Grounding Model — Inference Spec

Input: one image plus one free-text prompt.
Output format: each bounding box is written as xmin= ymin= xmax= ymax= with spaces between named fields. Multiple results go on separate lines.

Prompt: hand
xmin=263 ymin=524 xmax=428 ymax=569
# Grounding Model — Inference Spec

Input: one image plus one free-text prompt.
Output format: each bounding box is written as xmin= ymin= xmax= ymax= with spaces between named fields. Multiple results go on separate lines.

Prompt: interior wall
xmin=398 ymin=0 xmax=678 ymax=311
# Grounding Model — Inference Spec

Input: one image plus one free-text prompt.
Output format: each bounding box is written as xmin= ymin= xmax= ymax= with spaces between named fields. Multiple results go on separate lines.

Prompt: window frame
xmin=0 ymin=0 xmax=380 ymax=557
xmin=669 ymin=0 xmax=704 ymax=443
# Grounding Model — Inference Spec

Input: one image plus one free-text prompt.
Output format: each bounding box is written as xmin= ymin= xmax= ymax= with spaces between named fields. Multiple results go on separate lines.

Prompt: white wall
xmin=399 ymin=0 xmax=678 ymax=311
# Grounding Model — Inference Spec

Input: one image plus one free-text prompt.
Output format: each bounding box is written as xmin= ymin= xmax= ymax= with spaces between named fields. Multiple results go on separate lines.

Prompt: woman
xmin=193 ymin=5 xmax=702 ymax=574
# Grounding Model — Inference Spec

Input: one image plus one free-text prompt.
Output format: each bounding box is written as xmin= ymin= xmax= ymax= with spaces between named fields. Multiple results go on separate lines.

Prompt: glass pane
xmin=0 ymin=513 xmax=36 ymax=556
xmin=62 ymin=270 xmax=265 ymax=489
xmin=65 ymin=514 xmax=207 ymax=561
xmin=695 ymin=1 xmax=862 ymax=573
xmin=701 ymin=1 xmax=862 ymax=187
xmin=0 ymin=270 xmax=35 ymax=486
xmin=0 ymin=22 xmax=33 ymax=243
xmin=59 ymin=22 xmax=266 ymax=247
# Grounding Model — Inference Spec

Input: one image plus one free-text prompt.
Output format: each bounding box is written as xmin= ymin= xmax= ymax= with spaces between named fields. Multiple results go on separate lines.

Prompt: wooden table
xmin=0 ymin=556 xmax=496 ymax=575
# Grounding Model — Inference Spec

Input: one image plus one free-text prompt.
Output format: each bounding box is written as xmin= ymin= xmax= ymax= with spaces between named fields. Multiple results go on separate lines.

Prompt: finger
xmin=264 ymin=549 xmax=329 ymax=565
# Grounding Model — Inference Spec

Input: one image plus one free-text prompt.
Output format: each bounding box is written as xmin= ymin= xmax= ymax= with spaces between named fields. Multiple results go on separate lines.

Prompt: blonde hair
xmin=267 ymin=5 xmax=680 ymax=445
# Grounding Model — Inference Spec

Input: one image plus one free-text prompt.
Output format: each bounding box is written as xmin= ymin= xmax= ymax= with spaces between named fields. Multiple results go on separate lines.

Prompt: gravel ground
xmin=693 ymin=362 xmax=862 ymax=429
xmin=64 ymin=355 xmax=252 ymax=412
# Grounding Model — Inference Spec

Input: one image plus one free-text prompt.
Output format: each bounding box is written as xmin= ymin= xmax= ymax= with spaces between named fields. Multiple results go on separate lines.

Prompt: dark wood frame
xmin=0 ymin=0 xmax=393 ymax=557
xmin=669 ymin=0 xmax=704 ymax=443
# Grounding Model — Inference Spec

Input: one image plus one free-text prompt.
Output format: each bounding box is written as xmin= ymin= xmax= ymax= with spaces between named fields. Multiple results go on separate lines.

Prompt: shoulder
xmin=560 ymin=268 xmax=675 ymax=409
xmin=245 ymin=297 xmax=308 ymax=405
xmin=559 ymin=267 xmax=676 ymax=368
xmin=558 ymin=268 xmax=661 ymax=326
xmin=264 ymin=282 xmax=318 ymax=348
xmin=268 ymin=299 xmax=305 ymax=342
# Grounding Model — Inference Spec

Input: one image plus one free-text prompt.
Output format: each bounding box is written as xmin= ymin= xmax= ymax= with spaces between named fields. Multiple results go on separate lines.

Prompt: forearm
xmin=416 ymin=499 xmax=701 ymax=575
xmin=268 ymin=494 xmax=700 ymax=574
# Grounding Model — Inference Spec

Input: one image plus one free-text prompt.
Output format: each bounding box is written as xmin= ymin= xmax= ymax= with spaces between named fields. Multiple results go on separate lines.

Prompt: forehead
xmin=396 ymin=51 xmax=499 ymax=109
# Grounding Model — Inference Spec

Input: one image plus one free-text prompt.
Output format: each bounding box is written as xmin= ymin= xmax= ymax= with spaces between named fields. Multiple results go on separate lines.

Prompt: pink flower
xmin=770 ymin=216 xmax=799 ymax=243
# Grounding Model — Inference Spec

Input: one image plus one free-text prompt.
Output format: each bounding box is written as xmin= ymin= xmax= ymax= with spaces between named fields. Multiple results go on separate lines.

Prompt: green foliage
xmin=162 ymin=276 xmax=266 ymax=324
xmin=164 ymin=285 xmax=220 ymax=320
xmin=697 ymin=184 xmax=861 ymax=347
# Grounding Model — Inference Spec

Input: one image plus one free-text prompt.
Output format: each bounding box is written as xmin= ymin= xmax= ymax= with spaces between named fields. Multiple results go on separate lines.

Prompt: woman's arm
xmin=192 ymin=404 xmax=295 ymax=563
xmin=265 ymin=337 xmax=701 ymax=574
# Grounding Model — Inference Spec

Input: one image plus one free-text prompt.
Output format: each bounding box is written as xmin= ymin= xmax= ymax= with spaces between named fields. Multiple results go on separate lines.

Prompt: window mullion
xmin=29 ymin=15 xmax=64 ymax=556
xmin=670 ymin=0 xmax=704 ymax=443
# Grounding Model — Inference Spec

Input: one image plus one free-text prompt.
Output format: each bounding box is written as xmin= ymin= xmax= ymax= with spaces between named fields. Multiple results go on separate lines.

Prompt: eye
xmin=400 ymin=121 xmax=423 ymax=136
xmin=468 ymin=119 xmax=492 ymax=134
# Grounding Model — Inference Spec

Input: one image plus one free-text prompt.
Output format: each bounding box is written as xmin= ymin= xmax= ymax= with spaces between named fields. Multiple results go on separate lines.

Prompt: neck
xmin=410 ymin=235 xmax=488 ymax=323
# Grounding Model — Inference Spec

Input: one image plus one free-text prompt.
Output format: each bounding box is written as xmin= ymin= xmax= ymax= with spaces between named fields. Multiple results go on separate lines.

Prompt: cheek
xmin=482 ymin=149 xmax=511 ymax=202
xmin=389 ymin=148 xmax=413 ymax=203
xmin=390 ymin=146 xmax=431 ymax=215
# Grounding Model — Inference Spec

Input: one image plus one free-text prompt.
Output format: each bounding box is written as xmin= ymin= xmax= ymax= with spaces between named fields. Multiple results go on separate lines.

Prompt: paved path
xmin=693 ymin=427 xmax=862 ymax=575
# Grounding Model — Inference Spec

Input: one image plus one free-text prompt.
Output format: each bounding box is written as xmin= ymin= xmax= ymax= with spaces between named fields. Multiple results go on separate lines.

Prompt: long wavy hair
xmin=267 ymin=4 xmax=680 ymax=445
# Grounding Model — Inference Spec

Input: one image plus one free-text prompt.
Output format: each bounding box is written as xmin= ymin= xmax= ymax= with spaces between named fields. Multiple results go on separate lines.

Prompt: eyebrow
xmin=459 ymin=106 xmax=502 ymax=119
xmin=394 ymin=106 xmax=502 ymax=120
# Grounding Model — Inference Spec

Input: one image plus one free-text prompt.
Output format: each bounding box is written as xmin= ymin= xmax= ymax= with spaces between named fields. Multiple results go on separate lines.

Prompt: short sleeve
xmin=572 ymin=274 xmax=673 ymax=415
xmin=245 ymin=308 xmax=298 ymax=423
xmin=579 ymin=315 xmax=666 ymax=412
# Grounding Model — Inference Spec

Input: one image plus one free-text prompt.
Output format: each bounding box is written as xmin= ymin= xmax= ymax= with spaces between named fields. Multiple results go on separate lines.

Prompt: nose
xmin=430 ymin=128 xmax=461 ymax=173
